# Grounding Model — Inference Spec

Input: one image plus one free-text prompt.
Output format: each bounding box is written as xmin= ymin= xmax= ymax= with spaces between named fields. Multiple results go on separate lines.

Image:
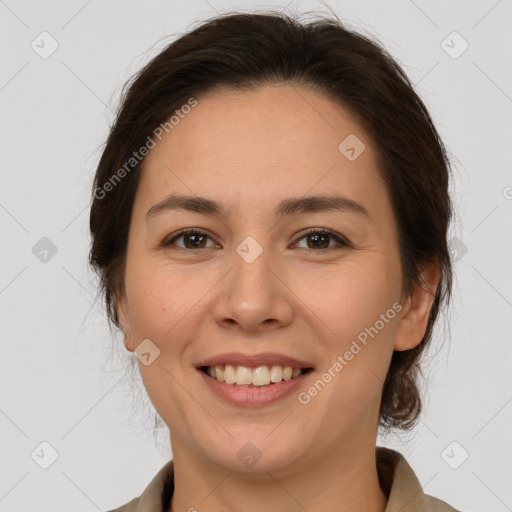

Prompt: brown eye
xmin=163 ymin=229 xmax=216 ymax=250
xmin=162 ymin=228 xmax=351 ymax=252
xmin=294 ymin=229 xmax=351 ymax=251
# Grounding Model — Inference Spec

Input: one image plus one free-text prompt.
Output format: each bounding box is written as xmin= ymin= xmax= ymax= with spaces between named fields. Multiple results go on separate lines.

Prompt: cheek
xmin=124 ymin=262 xmax=195 ymax=346
xmin=297 ymin=264 xmax=401 ymax=420
xmin=302 ymin=259 xmax=401 ymax=362
xmin=124 ymin=258 xmax=224 ymax=363
xmin=123 ymin=263 xmax=206 ymax=414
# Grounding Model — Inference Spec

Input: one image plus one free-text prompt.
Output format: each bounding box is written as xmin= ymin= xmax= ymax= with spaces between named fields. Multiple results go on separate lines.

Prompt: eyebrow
xmin=145 ymin=193 xmax=370 ymax=222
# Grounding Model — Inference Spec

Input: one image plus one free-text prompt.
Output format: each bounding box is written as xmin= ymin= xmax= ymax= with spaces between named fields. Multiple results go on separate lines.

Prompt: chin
xmin=198 ymin=430 xmax=305 ymax=475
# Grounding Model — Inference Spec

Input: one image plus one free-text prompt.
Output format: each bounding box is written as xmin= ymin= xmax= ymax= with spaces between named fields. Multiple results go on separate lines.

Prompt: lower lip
xmin=198 ymin=369 xmax=311 ymax=407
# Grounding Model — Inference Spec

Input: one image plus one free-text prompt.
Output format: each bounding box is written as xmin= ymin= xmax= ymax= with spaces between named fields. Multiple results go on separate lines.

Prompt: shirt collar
xmin=128 ymin=447 xmax=451 ymax=512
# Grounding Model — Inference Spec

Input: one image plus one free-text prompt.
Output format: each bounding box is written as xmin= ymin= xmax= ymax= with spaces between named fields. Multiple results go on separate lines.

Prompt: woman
xmin=90 ymin=10 xmax=458 ymax=512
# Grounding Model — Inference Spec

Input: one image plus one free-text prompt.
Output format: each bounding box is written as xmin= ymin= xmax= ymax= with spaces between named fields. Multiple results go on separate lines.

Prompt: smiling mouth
xmin=200 ymin=364 xmax=314 ymax=387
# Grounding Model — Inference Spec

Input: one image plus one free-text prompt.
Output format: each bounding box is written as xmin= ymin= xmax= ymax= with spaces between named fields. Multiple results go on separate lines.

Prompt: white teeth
xmin=205 ymin=364 xmax=306 ymax=386
xmin=223 ymin=364 xmax=236 ymax=384
xmin=252 ymin=366 xmax=270 ymax=386
xmin=270 ymin=365 xmax=283 ymax=383
xmin=235 ymin=366 xmax=252 ymax=386
xmin=214 ymin=367 xmax=224 ymax=382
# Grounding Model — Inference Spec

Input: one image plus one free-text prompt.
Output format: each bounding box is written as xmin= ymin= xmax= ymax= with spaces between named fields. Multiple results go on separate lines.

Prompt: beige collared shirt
xmin=108 ymin=447 xmax=459 ymax=511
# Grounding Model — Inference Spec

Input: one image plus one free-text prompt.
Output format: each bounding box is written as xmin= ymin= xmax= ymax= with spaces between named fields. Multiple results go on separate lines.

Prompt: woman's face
xmin=117 ymin=84 xmax=416 ymax=473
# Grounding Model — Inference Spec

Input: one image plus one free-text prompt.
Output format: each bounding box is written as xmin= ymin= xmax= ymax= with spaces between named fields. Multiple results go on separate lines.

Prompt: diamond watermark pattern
xmin=338 ymin=134 xmax=366 ymax=161
xmin=31 ymin=31 xmax=59 ymax=59
xmin=236 ymin=236 xmax=263 ymax=264
xmin=237 ymin=442 xmax=262 ymax=468
xmin=441 ymin=31 xmax=469 ymax=59
xmin=32 ymin=237 xmax=58 ymax=263
xmin=134 ymin=338 xmax=161 ymax=366
xmin=448 ymin=236 xmax=468 ymax=263
xmin=31 ymin=441 xmax=59 ymax=469
xmin=441 ymin=441 xmax=469 ymax=469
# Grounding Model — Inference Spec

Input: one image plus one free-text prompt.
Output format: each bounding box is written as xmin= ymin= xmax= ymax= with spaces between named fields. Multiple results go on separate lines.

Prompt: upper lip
xmin=197 ymin=352 xmax=314 ymax=369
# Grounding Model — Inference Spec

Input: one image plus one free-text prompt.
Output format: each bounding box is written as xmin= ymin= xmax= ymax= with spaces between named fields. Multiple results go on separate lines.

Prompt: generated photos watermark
xmin=298 ymin=301 xmax=403 ymax=405
xmin=93 ymin=97 xmax=198 ymax=200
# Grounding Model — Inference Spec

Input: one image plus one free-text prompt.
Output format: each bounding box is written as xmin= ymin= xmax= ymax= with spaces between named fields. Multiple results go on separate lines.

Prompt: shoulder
xmin=105 ymin=496 xmax=140 ymax=512
xmin=106 ymin=460 xmax=174 ymax=512
xmin=424 ymin=493 xmax=460 ymax=511
xmin=376 ymin=446 xmax=461 ymax=512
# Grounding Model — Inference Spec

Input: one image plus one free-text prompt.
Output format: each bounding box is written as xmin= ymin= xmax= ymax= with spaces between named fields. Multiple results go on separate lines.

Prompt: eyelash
xmin=161 ymin=227 xmax=352 ymax=253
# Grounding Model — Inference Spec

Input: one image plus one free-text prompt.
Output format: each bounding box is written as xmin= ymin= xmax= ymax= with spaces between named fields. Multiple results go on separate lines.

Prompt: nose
xmin=212 ymin=237 xmax=294 ymax=333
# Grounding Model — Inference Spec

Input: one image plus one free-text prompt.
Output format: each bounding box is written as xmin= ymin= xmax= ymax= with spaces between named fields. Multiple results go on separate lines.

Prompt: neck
xmin=168 ymin=434 xmax=388 ymax=512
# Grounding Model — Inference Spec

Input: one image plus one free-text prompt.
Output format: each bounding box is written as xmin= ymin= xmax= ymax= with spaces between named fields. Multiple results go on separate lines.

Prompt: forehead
xmin=135 ymin=84 xmax=390 ymax=223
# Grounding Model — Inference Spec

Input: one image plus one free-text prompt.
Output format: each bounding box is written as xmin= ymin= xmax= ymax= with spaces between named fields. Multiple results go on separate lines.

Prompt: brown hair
xmin=89 ymin=10 xmax=452 ymax=431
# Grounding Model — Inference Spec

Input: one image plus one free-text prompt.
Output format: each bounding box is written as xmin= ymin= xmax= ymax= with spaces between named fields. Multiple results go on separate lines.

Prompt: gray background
xmin=1 ymin=0 xmax=511 ymax=510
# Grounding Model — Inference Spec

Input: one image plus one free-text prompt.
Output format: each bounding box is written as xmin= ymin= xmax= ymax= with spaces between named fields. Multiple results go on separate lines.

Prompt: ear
xmin=394 ymin=260 xmax=441 ymax=351
xmin=116 ymin=292 xmax=135 ymax=353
